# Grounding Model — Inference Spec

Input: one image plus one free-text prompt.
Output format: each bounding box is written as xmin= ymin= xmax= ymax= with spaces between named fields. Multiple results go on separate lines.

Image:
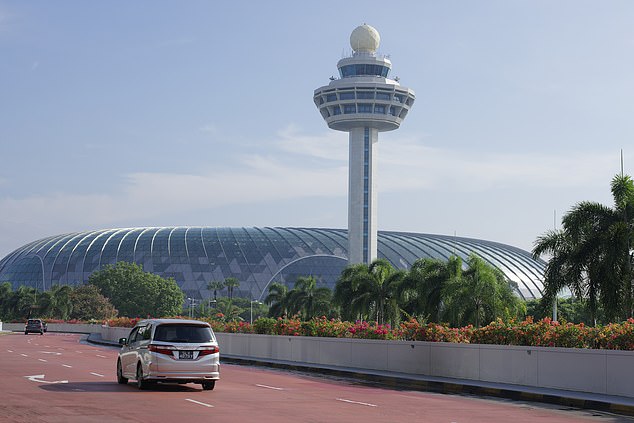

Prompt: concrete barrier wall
xmin=214 ymin=333 xmax=634 ymax=399
xmin=4 ymin=322 xmax=633 ymax=398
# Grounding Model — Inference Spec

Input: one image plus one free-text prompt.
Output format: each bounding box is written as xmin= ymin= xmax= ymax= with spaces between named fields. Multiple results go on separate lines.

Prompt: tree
xmin=286 ymin=276 xmax=331 ymax=320
xmin=9 ymin=286 xmax=39 ymax=320
xmin=265 ymin=282 xmax=289 ymax=318
xmin=398 ymin=256 xmax=461 ymax=322
xmin=207 ymin=280 xmax=225 ymax=302
xmin=442 ymin=254 xmax=525 ymax=328
xmin=533 ymin=174 xmax=634 ymax=323
xmin=0 ymin=282 xmax=12 ymax=320
xmin=224 ymin=277 xmax=240 ymax=301
xmin=88 ymin=262 xmax=184 ymax=317
xmin=69 ymin=284 xmax=117 ymax=320
xmin=334 ymin=259 xmax=405 ymax=325
xmin=37 ymin=285 xmax=73 ymax=320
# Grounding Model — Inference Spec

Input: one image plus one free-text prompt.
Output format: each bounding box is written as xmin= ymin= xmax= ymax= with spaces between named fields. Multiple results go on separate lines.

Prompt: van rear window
xmin=153 ymin=324 xmax=214 ymax=343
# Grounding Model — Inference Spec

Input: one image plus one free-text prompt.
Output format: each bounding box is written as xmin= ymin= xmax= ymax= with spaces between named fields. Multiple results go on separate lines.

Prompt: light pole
xmin=187 ymin=298 xmax=196 ymax=319
xmin=250 ymin=300 xmax=262 ymax=324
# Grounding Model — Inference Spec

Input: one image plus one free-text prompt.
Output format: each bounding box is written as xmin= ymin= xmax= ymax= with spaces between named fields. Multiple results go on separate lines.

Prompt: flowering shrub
xmin=472 ymin=317 xmax=594 ymax=348
xmin=398 ymin=318 xmax=472 ymax=343
xmin=301 ymin=317 xmax=351 ymax=338
xmin=253 ymin=317 xmax=277 ymax=334
xmin=273 ymin=317 xmax=303 ymax=336
xmin=223 ymin=320 xmax=253 ymax=334
xmin=348 ymin=321 xmax=395 ymax=340
xmin=106 ymin=317 xmax=142 ymax=328
xmin=594 ymin=318 xmax=634 ymax=350
xmin=44 ymin=315 xmax=634 ymax=351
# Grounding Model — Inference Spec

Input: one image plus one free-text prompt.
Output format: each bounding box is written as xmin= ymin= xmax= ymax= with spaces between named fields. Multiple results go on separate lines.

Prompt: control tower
xmin=314 ymin=24 xmax=415 ymax=265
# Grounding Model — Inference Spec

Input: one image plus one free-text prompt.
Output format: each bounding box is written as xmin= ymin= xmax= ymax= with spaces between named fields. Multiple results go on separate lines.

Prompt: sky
xmin=1 ymin=1 xmax=633 ymax=259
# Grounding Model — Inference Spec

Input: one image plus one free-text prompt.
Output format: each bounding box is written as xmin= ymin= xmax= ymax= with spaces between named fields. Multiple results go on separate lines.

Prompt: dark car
xmin=25 ymin=319 xmax=46 ymax=335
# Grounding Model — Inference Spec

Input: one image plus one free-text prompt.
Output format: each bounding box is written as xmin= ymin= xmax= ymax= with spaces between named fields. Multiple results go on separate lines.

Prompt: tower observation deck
xmin=314 ymin=24 xmax=415 ymax=264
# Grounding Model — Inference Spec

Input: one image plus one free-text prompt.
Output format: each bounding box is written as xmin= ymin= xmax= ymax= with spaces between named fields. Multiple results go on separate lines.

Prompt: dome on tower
xmin=350 ymin=24 xmax=380 ymax=53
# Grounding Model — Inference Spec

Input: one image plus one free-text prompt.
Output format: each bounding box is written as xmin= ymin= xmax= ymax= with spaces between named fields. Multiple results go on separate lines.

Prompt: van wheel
xmin=136 ymin=364 xmax=150 ymax=390
xmin=117 ymin=360 xmax=128 ymax=384
xmin=202 ymin=381 xmax=215 ymax=391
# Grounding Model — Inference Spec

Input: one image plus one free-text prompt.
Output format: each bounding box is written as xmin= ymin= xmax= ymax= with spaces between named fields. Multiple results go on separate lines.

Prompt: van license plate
xmin=179 ymin=351 xmax=194 ymax=359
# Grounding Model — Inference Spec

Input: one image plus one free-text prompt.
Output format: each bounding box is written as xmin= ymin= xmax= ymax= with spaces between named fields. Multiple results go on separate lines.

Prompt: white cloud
xmin=276 ymin=125 xmax=347 ymax=161
xmin=0 ymin=126 xmax=623 ymax=257
xmin=379 ymin=136 xmax=618 ymax=193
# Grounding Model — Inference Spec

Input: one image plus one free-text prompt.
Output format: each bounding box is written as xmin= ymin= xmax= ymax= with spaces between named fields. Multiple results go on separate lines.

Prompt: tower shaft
xmin=348 ymin=127 xmax=378 ymax=264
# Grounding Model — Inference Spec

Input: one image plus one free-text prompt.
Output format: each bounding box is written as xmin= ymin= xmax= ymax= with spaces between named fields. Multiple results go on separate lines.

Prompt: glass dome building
xmin=0 ymin=227 xmax=545 ymax=301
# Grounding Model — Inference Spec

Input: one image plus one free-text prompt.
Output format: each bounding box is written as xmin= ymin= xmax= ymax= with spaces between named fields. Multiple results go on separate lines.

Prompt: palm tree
xmin=207 ymin=280 xmax=225 ymax=302
xmin=398 ymin=256 xmax=460 ymax=322
xmin=224 ymin=277 xmax=240 ymax=301
xmin=265 ymin=282 xmax=289 ymax=318
xmin=442 ymin=254 xmax=523 ymax=328
xmin=334 ymin=259 xmax=405 ymax=325
xmin=286 ymin=276 xmax=331 ymax=320
xmin=0 ymin=282 xmax=12 ymax=319
xmin=38 ymin=285 xmax=73 ymax=320
xmin=533 ymin=174 xmax=634 ymax=323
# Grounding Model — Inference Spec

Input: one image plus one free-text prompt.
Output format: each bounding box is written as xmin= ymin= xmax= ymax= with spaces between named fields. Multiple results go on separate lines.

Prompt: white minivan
xmin=117 ymin=318 xmax=220 ymax=390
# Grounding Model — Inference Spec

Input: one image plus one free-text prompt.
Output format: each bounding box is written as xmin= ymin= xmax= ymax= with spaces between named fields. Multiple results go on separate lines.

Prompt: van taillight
xmin=149 ymin=345 xmax=176 ymax=356
xmin=198 ymin=346 xmax=219 ymax=356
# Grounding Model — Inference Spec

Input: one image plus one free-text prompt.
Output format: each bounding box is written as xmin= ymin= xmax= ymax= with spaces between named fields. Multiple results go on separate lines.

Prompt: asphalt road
xmin=1 ymin=332 xmax=632 ymax=423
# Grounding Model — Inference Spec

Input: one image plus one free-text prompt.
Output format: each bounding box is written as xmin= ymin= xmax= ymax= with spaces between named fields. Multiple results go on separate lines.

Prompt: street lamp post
xmin=187 ymin=297 xmax=196 ymax=319
xmin=250 ymin=300 xmax=262 ymax=324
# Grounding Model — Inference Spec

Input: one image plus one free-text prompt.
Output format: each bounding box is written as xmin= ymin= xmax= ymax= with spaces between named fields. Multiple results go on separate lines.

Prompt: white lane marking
xmin=90 ymin=372 xmax=105 ymax=377
xmin=24 ymin=374 xmax=68 ymax=384
xmin=96 ymin=354 xmax=107 ymax=358
xmin=336 ymin=398 xmax=377 ymax=407
xmin=39 ymin=351 xmax=62 ymax=355
xmin=62 ymin=364 xmax=73 ymax=368
xmin=75 ymin=351 xmax=83 ymax=354
xmin=38 ymin=359 xmax=48 ymax=362
xmin=255 ymin=384 xmax=284 ymax=391
xmin=7 ymin=350 xmax=13 ymax=353
xmin=185 ymin=399 xmax=214 ymax=408
xmin=20 ymin=354 xmax=28 ymax=357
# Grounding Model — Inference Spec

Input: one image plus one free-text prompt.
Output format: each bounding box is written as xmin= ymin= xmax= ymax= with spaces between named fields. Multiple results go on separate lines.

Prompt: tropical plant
xmin=398 ymin=256 xmax=461 ymax=322
xmin=265 ymin=282 xmax=289 ymax=318
xmin=442 ymin=254 xmax=525 ymax=328
xmin=333 ymin=259 xmax=405 ymax=325
xmin=0 ymin=282 xmax=12 ymax=319
xmin=207 ymin=280 xmax=225 ymax=302
xmin=285 ymin=276 xmax=331 ymax=320
xmin=224 ymin=277 xmax=240 ymax=301
xmin=533 ymin=174 xmax=634 ymax=323
xmin=37 ymin=284 xmax=73 ymax=320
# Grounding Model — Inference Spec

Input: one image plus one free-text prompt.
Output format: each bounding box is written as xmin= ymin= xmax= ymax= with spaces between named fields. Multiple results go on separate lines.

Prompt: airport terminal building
xmin=0 ymin=226 xmax=545 ymax=301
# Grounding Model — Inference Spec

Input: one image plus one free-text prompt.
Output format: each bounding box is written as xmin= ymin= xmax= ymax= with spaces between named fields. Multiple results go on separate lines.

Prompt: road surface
xmin=0 ymin=332 xmax=631 ymax=422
